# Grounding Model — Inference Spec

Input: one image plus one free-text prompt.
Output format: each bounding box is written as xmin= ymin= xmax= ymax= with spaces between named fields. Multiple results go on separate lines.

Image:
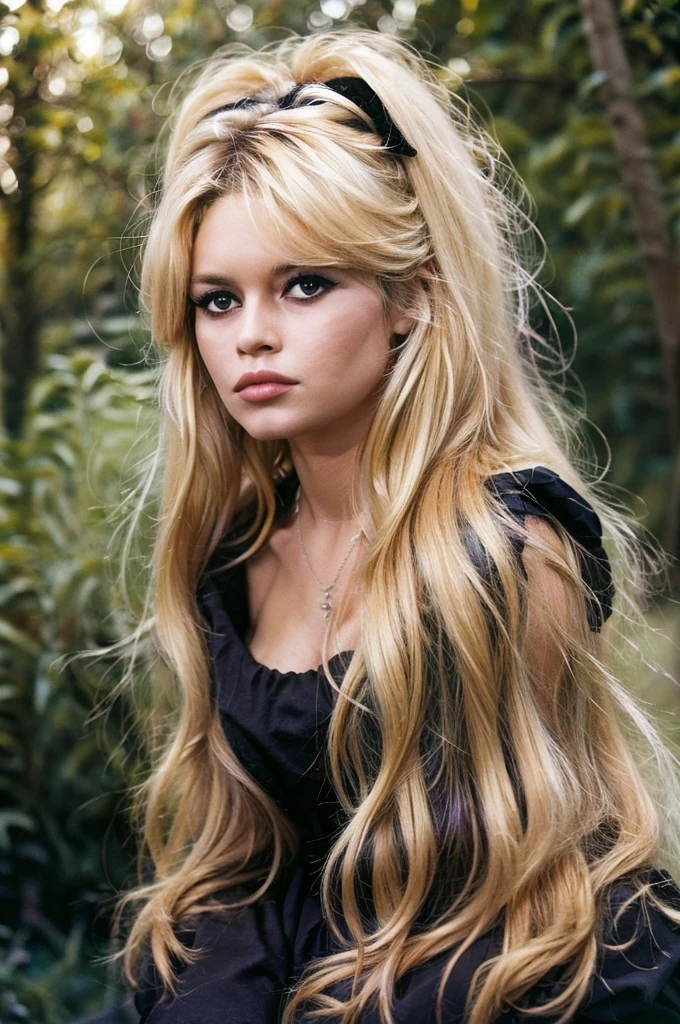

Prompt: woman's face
xmin=190 ymin=194 xmax=413 ymax=445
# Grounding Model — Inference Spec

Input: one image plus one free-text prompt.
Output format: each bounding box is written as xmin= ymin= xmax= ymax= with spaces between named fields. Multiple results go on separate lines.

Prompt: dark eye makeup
xmin=190 ymin=272 xmax=338 ymax=318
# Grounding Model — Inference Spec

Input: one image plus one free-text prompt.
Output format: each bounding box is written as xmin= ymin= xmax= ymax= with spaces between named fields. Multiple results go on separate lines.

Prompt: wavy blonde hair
xmin=110 ymin=26 xmax=680 ymax=1024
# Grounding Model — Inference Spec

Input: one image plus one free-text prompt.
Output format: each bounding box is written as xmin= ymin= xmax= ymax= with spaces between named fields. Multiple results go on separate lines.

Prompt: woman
xmin=112 ymin=26 xmax=680 ymax=1024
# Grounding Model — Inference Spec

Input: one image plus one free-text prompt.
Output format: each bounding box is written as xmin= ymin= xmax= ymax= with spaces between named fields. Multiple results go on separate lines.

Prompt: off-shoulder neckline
xmin=232 ymin=465 xmax=548 ymax=679
xmin=240 ymin=637 xmax=355 ymax=680
xmin=211 ymin=464 xmax=594 ymax=678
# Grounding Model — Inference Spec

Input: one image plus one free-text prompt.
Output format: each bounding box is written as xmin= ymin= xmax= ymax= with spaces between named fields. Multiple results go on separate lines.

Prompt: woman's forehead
xmin=191 ymin=193 xmax=369 ymax=282
xmin=193 ymin=195 xmax=286 ymax=266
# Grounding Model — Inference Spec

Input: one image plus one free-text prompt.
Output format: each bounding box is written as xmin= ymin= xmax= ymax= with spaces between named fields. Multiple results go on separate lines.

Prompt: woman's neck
xmin=289 ymin=450 xmax=362 ymax=532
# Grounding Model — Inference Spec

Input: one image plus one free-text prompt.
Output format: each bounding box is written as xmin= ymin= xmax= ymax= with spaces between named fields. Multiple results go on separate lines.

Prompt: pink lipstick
xmin=234 ymin=369 xmax=298 ymax=403
xmin=238 ymin=382 xmax=296 ymax=402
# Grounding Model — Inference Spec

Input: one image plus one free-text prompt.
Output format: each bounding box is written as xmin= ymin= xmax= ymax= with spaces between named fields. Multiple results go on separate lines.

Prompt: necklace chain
xmin=294 ymin=486 xmax=362 ymax=619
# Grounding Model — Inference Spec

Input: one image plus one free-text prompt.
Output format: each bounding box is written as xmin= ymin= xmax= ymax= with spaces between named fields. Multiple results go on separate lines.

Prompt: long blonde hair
xmin=111 ymin=26 xmax=680 ymax=1024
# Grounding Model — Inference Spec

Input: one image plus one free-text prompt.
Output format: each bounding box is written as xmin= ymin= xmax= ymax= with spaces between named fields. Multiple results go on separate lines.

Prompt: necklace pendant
xmin=294 ymin=485 xmax=359 ymax=625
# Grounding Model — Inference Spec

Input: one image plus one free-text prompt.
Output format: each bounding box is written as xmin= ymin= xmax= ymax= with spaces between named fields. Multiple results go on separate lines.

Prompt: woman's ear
xmin=388 ymin=260 xmax=437 ymax=336
xmin=417 ymin=257 xmax=439 ymax=292
xmin=390 ymin=309 xmax=417 ymax=336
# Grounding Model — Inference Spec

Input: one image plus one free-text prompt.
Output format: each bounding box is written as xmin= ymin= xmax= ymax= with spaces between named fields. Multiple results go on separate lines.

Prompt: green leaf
xmin=0 ymin=811 xmax=36 ymax=851
xmin=578 ymin=69 xmax=608 ymax=98
xmin=627 ymin=22 xmax=664 ymax=55
xmin=562 ymin=191 xmax=598 ymax=226
xmin=0 ymin=619 xmax=40 ymax=658
xmin=0 ymin=478 xmax=22 ymax=497
xmin=638 ymin=66 xmax=680 ymax=96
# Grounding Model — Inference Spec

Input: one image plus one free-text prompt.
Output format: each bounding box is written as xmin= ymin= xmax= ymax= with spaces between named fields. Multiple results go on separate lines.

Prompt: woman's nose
xmin=236 ymin=296 xmax=282 ymax=354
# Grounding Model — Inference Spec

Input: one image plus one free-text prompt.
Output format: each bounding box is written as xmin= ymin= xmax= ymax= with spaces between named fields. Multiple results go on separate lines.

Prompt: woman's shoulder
xmin=481 ymin=464 xmax=615 ymax=633
xmin=483 ymin=465 xmax=604 ymax=547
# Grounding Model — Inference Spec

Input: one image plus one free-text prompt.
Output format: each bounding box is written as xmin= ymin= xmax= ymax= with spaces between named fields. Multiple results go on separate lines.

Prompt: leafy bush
xmin=0 ymin=351 xmax=156 ymax=1022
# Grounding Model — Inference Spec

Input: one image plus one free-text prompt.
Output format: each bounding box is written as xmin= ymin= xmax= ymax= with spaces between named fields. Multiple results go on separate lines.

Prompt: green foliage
xmin=426 ymin=0 xmax=680 ymax=529
xmin=0 ymin=351 xmax=155 ymax=1021
xmin=1 ymin=0 xmax=679 ymax=1016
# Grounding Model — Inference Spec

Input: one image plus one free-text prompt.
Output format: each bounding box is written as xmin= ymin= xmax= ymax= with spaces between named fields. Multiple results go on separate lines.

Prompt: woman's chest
xmin=244 ymin=534 xmax=362 ymax=674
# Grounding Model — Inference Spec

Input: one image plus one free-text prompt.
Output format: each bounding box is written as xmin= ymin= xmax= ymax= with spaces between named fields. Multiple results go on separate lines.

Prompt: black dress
xmin=134 ymin=466 xmax=680 ymax=1023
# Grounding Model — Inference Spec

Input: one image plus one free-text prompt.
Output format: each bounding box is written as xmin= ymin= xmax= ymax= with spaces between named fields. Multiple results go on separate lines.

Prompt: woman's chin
xmin=236 ymin=419 xmax=297 ymax=443
xmin=236 ymin=413 xmax=335 ymax=445
xmin=245 ymin=429 xmax=291 ymax=443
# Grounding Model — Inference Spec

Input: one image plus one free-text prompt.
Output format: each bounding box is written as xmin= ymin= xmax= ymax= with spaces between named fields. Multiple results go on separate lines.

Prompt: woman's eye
xmin=194 ymin=291 xmax=235 ymax=316
xmin=191 ymin=274 xmax=336 ymax=318
xmin=285 ymin=274 xmax=336 ymax=300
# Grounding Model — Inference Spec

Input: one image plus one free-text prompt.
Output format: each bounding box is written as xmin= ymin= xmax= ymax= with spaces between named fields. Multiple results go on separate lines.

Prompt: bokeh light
xmin=307 ymin=10 xmax=332 ymax=30
xmin=226 ymin=5 xmax=253 ymax=32
xmin=141 ymin=13 xmax=164 ymax=40
xmin=74 ymin=26 xmax=103 ymax=60
xmin=99 ymin=0 xmax=128 ymax=14
xmin=320 ymin=0 xmax=347 ymax=18
xmin=0 ymin=166 xmax=18 ymax=195
xmin=0 ymin=26 xmax=21 ymax=56
xmin=48 ymin=76 xmax=67 ymax=96
xmin=147 ymin=34 xmax=172 ymax=60
xmin=101 ymin=35 xmax=123 ymax=66
xmin=392 ymin=0 xmax=416 ymax=27
xmin=447 ymin=57 xmax=470 ymax=78
xmin=377 ymin=14 xmax=396 ymax=33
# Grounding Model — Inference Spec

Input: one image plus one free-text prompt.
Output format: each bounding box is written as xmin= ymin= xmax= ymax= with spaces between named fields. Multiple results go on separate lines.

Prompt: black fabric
xmin=133 ymin=467 xmax=680 ymax=1023
xmin=484 ymin=465 xmax=615 ymax=632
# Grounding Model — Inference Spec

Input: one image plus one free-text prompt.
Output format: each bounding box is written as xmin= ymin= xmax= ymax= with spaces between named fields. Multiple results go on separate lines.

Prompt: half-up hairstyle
xmin=111 ymin=26 xmax=680 ymax=1024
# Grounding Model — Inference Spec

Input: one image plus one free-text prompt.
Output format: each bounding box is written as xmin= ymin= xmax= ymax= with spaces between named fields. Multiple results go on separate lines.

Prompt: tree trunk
xmin=1 ymin=141 xmax=39 ymax=439
xmin=579 ymin=0 xmax=680 ymax=577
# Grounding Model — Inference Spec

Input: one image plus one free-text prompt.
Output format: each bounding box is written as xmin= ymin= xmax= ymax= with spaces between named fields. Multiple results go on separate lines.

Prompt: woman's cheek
xmin=196 ymin=334 xmax=232 ymax=388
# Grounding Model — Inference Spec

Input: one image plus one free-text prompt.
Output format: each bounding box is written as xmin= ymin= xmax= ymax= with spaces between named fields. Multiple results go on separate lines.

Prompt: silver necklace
xmin=294 ymin=486 xmax=362 ymax=619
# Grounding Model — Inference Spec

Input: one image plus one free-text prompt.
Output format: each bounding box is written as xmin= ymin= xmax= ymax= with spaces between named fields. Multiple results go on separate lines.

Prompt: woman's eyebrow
xmin=190 ymin=264 xmax=309 ymax=287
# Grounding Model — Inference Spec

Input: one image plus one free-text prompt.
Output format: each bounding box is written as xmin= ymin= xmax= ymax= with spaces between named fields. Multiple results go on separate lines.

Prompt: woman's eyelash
xmin=286 ymin=273 xmax=337 ymax=300
xmin=191 ymin=273 xmax=338 ymax=318
xmin=193 ymin=291 xmax=236 ymax=316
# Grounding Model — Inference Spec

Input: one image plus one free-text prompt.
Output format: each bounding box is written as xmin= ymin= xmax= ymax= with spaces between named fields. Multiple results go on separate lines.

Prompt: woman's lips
xmin=237 ymin=382 xmax=296 ymax=402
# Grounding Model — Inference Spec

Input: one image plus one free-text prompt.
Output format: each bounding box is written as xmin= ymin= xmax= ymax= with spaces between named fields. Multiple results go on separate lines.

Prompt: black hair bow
xmin=204 ymin=75 xmax=417 ymax=159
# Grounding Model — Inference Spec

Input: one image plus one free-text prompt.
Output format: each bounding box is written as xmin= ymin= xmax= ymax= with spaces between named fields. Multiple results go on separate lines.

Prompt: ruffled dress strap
xmin=484 ymin=465 xmax=616 ymax=633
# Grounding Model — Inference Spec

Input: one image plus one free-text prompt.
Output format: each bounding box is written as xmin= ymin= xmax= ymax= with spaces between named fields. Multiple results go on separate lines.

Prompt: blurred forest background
xmin=1 ymin=0 xmax=679 ymax=1020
